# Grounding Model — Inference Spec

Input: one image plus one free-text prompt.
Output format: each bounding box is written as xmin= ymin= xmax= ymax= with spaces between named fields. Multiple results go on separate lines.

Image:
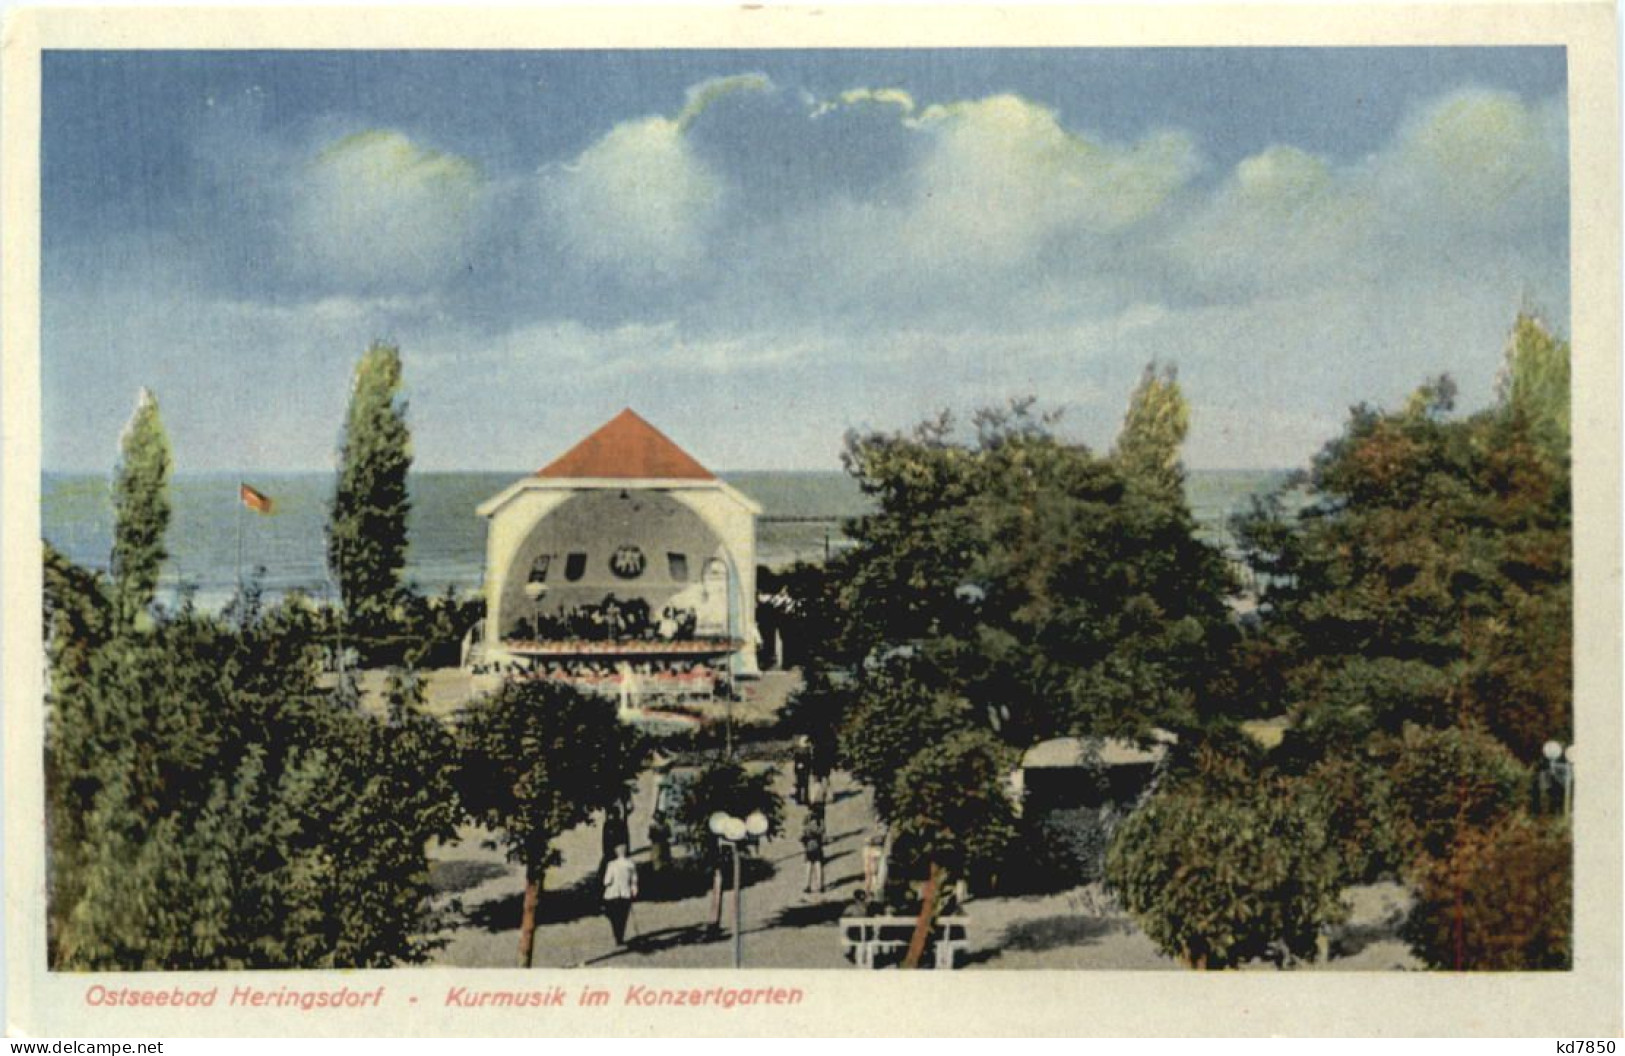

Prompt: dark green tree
xmin=675 ymin=755 xmax=785 ymax=846
xmin=1105 ymin=749 xmax=1346 ymax=969
xmin=886 ymin=729 xmax=1019 ymax=967
xmin=838 ymin=660 xmax=975 ymax=819
xmin=457 ymin=680 xmax=646 ymax=967
xmin=675 ymin=755 xmax=786 ymax=931
xmin=109 ymin=388 xmax=172 ymax=623
xmin=45 ymin=552 xmax=461 ymax=969
xmin=1222 ymin=313 xmax=1573 ymax=968
xmin=832 ymin=396 xmax=1235 ymax=908
xmin=838 ymin=399 xmax=1234 ymax=750
xmin=328 ymin=342 xmax=413 ymax=643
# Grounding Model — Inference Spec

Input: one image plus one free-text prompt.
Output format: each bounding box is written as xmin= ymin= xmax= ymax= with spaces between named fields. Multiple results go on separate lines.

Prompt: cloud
xmin=810 ymin=87 xmax=917 ymax=119
xmin=414 ymin=315 xmax=810 ymax=386
xmin=290 ymin=130 xmax=487 ymax=292
xmin=1379 ymin=88 xmax=1567 ymax=227
xmin=542 ymin=74 xmax=773 ymax=275
xmin=898 ymin=94 xmax=1203 ymax=263
xmin=45 ymin=72 xmax=1571 ymax=474
xmin=42 ymin=282 xmax=438 ymax=471
xmin=1169 ymin=89 xmax=1566 ymax=297
xmin=677 ymin=73 xmax=775 ymax=129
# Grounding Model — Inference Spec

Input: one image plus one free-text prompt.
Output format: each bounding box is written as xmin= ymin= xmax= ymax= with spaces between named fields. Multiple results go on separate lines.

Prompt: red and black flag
xmin=239 ymin=482 xmax=274 ymax=515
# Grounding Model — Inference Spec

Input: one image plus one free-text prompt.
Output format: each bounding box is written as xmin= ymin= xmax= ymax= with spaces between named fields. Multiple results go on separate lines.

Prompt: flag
xmin=239 ymin=482 xmax=274 ymax=515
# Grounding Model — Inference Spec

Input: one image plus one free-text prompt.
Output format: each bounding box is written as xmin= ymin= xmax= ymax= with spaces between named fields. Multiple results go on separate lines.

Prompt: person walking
xmin=647 ymin=811 xmax=672 ymax=873
xmin=791 ymin=738 xmax=811 ymax=805
xmin=801 ymin=808 xmax=826 ymax=895
xmin=862 ymin=827 xmax=888 ymax=896
xmin=601 ymin=801 xmax=630 ymax=872
xmin=602 ymin=844 xmax=638 ymax=947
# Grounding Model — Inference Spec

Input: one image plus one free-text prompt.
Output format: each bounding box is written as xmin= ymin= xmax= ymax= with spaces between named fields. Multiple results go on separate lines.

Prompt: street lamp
xmin=1542 ymin=740 xmax=1574 ymax=819
xmin=708 ymin=809 xmax=770 ymax=967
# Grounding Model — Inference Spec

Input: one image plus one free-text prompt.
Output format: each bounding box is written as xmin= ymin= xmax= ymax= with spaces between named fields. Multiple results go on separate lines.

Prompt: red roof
xmin=537 ymin=409 xmax=715 ymax=481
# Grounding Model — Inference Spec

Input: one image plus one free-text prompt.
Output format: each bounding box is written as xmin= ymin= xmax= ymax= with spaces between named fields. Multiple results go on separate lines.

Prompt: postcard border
xmin=4 ymin=4 xmax=1619 ymax=1038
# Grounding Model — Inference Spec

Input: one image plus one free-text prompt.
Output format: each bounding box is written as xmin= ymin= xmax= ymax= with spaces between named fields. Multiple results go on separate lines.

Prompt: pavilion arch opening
xmin=496 ymin=488 xmax=739 ymax=644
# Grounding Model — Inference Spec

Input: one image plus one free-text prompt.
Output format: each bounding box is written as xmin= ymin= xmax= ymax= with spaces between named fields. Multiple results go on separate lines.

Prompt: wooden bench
xmin=839 ymin=916 xmax=969 ymax=969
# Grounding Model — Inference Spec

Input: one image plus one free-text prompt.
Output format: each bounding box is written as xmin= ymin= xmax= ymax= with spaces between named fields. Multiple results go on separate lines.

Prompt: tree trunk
xmin=518 ymin=864 xmax=545 ymax=968
xmin=902 ymin=862 xmax=941 ymax=969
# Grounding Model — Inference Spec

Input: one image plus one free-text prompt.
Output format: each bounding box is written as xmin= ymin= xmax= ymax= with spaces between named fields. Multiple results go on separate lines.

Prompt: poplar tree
xmin=109 ymin=387 xmax=172 ymax=622
xmin=1497 ymin=312 xmax=1570 ymax=462
xmin=1112 ymin=361 xmax=1189 ymax=503
xmin=328 ymin=342 xmax=413 ymax=642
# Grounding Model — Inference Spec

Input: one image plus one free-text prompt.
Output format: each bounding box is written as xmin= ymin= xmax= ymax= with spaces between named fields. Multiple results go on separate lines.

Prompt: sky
xmin=41 ymin=48 xmax=1569 ymax=472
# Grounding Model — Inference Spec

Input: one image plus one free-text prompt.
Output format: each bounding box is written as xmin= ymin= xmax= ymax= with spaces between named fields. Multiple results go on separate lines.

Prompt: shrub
xmin=1387 ymin=723 xmax=1527 ymax=868
xmin=1019 ymin=805 xmax=1124 ymax=890
xmin=1402 ymin=814 xmax=1571 ymax=970
xmin=1105 ymin=751 xmax=1346 ymax=968
xmin=675 ymin=756 xmax=785 ymax=863
xmin=1296 ymin=753 xmax=1401 ymax=885
xmin=1287 ymin=657 xmax=1457 ymax=756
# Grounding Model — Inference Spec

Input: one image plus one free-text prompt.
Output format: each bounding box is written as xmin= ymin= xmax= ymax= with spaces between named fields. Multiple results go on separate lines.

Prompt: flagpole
xmin=235 ymin=483 xmax=245 ymax=622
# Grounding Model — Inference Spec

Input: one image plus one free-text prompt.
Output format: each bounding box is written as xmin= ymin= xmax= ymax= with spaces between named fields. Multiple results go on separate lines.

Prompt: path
xmin=422 ymin=760 xmax=1189 ymax=972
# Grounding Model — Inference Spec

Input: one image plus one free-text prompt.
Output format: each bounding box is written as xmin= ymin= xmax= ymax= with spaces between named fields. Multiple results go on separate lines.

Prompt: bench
xmin=839 ymin=916 xmax=969 ymax=969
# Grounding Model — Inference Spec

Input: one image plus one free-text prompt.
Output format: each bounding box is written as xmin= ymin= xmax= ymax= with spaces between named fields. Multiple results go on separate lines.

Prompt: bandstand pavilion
xmin=470 ymin=409 xmax=761 ymax=703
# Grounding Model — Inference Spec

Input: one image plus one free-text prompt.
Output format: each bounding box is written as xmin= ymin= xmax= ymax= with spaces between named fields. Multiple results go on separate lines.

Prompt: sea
xmin=41 ymin=469 xmax=1290 ymax=612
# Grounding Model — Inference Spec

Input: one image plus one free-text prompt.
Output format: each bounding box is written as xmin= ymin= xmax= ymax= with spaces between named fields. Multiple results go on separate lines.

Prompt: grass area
xmin=1240 ymin=716 xmax=1290 ymax=749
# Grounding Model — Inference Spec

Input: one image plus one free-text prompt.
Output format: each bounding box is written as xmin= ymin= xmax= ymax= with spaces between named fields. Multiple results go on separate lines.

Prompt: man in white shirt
xmin=602 ymin=844 xmax=638 ymax=946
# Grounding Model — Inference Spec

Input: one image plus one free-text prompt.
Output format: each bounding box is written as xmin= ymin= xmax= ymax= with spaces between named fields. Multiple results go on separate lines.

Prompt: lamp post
xmin=1542 ymin=740 xmax=1574 ymax=820
xmin=708 ymin=809 xmax=769 ymax=968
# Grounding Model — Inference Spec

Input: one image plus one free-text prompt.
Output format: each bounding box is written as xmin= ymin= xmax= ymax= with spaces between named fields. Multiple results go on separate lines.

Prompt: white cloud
xmin=542 ymin=74 xmax=773 ymax=275
xmin=290 ymin=130 xmax=487 ymax=291
xmin=49 ymin=77 xmax=1569 ymax=474
xmin=1382 ymin=89 xmax=1567 ymax=224
xmin=676 ymin=73 xmax=774 ymax=129
xmin=544 ymin=116 xmax=719 ymax=274
xmin=899 ymin=94 xmax=1202 ymax=264
xmin=810 ymin=87 xmax=917 ymax=119
xmin=415 ymin=316 xmax=811 ymax=384
xmin=1169 ymin=89 xmax=1566 ymax=296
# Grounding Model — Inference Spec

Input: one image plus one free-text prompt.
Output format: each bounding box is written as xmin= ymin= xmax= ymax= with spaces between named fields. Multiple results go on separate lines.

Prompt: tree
xmin=324 ymin=671 xmax=464 ymax=965
xmin=1225 ymin=313 xmax=1573 ymax=967
xmin=45 ymin=572 xmax=463 ymax=969
xmin=109 ymin=388 xmax=172 ymax=622
xmin=328 ymin=342 xmax=413 ymax=643
xmin=1105 ymin=749 xmax=1347 ymax=968
xmin=457 ymin=680 xmax=646 ymax=967
xmin=1112 ymin=361 xmax=1189 ymax=502
xmin=1235 ymin=362 xmax=1571 ymax=763
xmin=675 ymin=755 xmax=785 ymax=930
xmin=1386 ymin=723 xmax=1527 ymax=867
xmin=1402 ymin=813 xmax=1571 ymax=970
xmin=832 ymin=397 xmax=1235 ymax=904
xmin=838 ymin=400 xmax=1235 ymax=752
xmin=675 ymin=755 xmax=785 ymax=845
xmin=886 ymin=730 xmax=1019 ymax=967
xmin=1498 ymin=311 xmax=1569 ymax=463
